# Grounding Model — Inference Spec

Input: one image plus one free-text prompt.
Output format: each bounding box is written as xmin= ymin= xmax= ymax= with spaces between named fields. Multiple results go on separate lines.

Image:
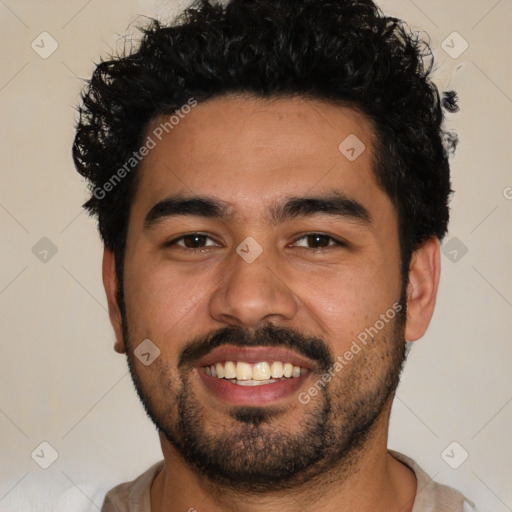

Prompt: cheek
xmin=123 ymin=256 xmax=213 ymax=355
xmin=290 ymin=258 xmax=400 ymax=344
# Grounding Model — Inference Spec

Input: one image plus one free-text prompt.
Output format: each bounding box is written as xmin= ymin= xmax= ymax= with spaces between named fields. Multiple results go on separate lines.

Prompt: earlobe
xmin=102 ymin=247 xmax=126 ymax=354
xmin=404 ymin=237 xmax=441 ymax=342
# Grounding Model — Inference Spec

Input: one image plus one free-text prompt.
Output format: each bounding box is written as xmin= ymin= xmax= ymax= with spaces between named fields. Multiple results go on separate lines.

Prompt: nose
xmin=209 ymin=244 xmax=298 ymax=329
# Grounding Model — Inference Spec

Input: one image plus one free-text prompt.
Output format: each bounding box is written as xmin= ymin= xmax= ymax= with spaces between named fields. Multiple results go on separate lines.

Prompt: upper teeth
xmin=204 ymin=361 xmax=304 ymax=380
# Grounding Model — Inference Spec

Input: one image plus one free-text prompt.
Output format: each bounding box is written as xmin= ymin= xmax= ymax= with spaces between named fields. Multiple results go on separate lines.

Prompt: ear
xmin=102 ymin=247 xmax=126 ymax=354
xmin=404 ymin=236 xmax=441 ymax=342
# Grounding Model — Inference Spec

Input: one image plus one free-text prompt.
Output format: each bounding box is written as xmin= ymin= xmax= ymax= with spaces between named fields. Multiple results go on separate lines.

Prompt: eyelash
xmin=165 ymin=232 xmax=345 ymax=251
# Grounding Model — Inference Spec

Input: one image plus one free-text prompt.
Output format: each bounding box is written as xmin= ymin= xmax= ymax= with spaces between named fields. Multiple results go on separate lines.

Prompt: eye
xmin=292 ymin=233 xmax=344 ymax=250
xmin=165 ymin=233 xmax=219 ymax=250
xmin=165 ymin=232 xmax=344 ymax=251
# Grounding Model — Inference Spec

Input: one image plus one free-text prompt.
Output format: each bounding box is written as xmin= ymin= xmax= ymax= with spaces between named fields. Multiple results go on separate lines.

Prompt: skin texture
xmin=102 ymin=94 xmax=441 ymax=512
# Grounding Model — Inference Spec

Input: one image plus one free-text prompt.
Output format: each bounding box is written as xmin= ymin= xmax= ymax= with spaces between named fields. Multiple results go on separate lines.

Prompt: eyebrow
xmin=143 ymin=190 xmax=371 ymax=229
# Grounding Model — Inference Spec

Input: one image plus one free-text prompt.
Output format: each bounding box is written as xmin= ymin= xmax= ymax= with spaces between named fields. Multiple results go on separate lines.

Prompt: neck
xmin=150 ymin=404 xmax=417 ymax=512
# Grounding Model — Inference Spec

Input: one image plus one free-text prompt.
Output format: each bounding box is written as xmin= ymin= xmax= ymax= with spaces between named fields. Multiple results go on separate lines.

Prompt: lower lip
xmin=196 ymin=368 xmax=310 ymax=406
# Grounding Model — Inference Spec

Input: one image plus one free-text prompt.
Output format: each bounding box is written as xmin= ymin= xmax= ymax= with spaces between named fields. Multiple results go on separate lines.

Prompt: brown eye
xmin=166 ymin=233 xmax=218 ymax=250
xmin=180 ymin=234 xmax=208 ymax=248
xmin=294 ymin=233 xmax=341 ymax=249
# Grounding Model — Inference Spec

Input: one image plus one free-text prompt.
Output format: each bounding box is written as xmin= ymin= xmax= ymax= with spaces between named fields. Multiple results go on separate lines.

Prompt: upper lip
xmin=196 ymin=345 xmax=315 ymax=370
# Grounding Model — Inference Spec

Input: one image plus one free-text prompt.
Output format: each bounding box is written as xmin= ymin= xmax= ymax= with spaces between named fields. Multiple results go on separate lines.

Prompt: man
xmin=72 ymin=0 xmax=477 ymax=510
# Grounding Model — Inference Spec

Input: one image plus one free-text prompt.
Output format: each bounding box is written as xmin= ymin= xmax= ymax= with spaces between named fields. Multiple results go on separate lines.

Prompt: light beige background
xmin=1 ymin=0 xmax=511 ymax=510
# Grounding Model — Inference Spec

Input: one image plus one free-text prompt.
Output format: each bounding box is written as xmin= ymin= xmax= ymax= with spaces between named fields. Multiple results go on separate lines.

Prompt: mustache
xmin=178 ymin=323 xmax=334 ymax=372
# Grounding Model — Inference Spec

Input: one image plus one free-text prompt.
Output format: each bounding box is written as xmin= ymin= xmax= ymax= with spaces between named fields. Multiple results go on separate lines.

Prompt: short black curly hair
xmin=73 ymin=0 xmax=459 ymax=280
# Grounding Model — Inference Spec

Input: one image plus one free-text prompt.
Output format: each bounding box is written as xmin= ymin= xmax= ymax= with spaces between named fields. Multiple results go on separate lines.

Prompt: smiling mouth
xmin=202 ymin=360 xmax=307 ymax=386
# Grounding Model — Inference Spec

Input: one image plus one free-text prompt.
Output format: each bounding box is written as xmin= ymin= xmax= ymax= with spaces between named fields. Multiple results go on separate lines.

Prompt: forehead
xmin=132 ymin=94 xmax=387 ymax=221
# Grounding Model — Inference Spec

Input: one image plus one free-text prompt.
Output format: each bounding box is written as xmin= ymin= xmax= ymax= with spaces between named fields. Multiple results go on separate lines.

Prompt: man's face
xmin=117 ymin=95 xmax=407 ymax=490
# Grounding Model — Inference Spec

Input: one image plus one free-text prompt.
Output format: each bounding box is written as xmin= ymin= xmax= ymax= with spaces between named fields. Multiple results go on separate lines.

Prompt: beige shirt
xmin=101 ymin=450 xmax=478 ymax=512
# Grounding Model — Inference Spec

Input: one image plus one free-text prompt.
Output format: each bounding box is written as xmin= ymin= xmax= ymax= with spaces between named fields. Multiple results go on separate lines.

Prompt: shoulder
xmin=388 ymin=450 xmax=478 ymax=512
xmin=101 ymin=460 xmax=164 ymax=512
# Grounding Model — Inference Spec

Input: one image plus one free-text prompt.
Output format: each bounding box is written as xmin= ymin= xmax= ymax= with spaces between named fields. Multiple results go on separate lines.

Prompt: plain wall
xmin=1 ymin=0 xmax=511 ymax=510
